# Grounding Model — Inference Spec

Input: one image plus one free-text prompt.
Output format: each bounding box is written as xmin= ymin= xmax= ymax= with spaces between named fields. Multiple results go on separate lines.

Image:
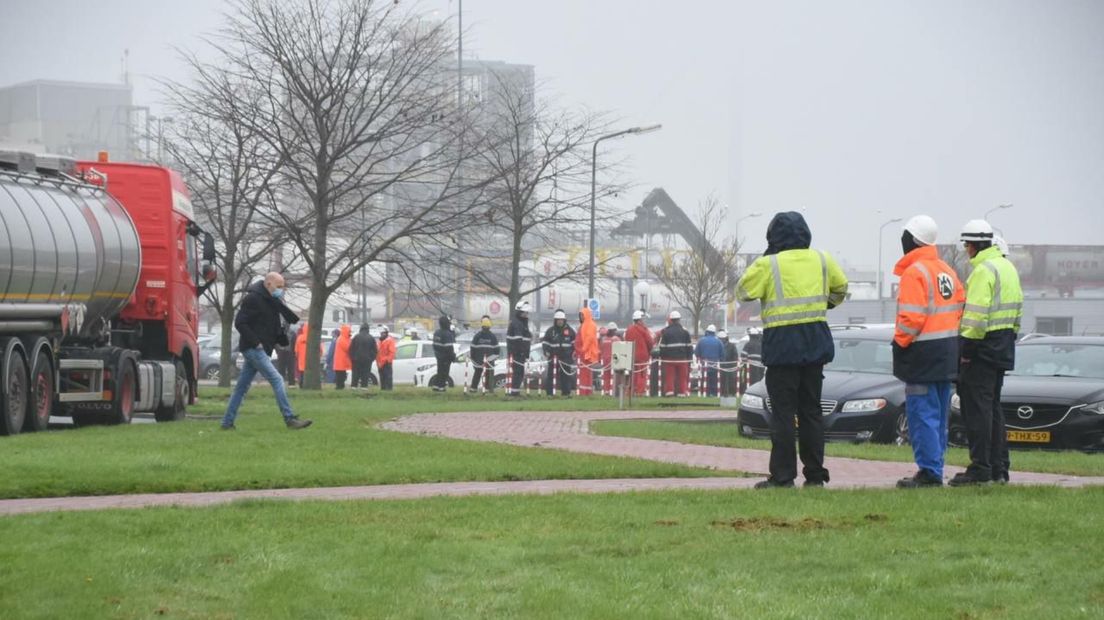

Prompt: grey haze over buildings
xmin=1 ymin=0 xmax=1101 ymax=271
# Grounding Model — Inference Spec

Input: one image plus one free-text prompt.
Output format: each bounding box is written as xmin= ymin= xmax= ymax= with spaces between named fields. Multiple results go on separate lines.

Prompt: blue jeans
xmin=222 ymin=347 xmax=295 ymax=427
xmin=905 ymin=381 xmax=952 ymax=479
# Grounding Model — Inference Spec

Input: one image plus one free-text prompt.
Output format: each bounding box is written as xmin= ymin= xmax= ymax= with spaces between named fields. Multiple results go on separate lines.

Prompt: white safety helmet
xmin=515 ymin=300 xmax=531 ymax=312
xmin=632 ymin=310 xmax=645 ymax=321
xmin=717 ymin=330 xmax=728 ymax=339
xmin=960 ymin=219 xmax=995 ymax=244
xmin=669 ymin=310 xmax=681 ymax=320
xmin=994 ymin=235 xmax=1010 ymax=257
xmin=379 ymin=325 xmax=389 ymax=333
xmin=706 ymin=324 xmax=717 ymax=333
xmin=607 ymin=322 xmax=618 ymax=330
xmin=553 ymin=310 xmax=567 ymax=320
xmin=903 ymin=215 xmax=938 ymax=246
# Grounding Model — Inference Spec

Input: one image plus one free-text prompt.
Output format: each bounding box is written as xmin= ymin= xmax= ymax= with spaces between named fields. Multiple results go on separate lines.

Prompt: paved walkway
xmin=381 ymin=409 xmax=1104 ymax=489
xmin=2 ymin=410 xmax=1101 ymax=516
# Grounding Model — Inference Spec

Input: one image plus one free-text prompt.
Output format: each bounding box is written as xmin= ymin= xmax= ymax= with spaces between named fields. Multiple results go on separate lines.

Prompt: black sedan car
xmin=737 ymin=327 xmax=905 ymax=444
xmin=950 ymin=336 xmax=1104 ymax=451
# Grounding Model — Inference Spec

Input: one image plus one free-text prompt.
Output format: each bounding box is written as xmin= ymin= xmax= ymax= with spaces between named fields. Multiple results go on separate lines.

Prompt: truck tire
xmin=106 ymin=361 xmax=136 ymax=426
xmin=0 ymin=345 xmax=28 ymax=436
xmin=155 ymin=360 xmax=188 ymax=422
xmin=23 ymin=353 xmax=53 ymax=433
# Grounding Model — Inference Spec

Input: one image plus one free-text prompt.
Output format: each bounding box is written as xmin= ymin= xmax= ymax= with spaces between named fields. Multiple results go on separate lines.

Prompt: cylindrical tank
xmin=0 ymin=170 xmax=141 ymax=337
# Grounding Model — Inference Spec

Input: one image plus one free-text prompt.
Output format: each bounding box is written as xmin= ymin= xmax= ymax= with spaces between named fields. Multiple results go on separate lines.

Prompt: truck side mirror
xmin=202 ymin=232 xmax=217 ymax=262
xmin=202 ymin=263 xmax=217 ymax=283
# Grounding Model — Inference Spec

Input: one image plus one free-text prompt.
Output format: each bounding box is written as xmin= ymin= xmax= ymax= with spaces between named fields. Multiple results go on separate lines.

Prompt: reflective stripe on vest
xmin=760 ymin=251 xmax=830 ymax=328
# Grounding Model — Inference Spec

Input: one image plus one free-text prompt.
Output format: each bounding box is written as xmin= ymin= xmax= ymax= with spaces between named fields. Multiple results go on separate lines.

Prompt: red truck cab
xmin=76 ymin=157 xmax=214 ymax=409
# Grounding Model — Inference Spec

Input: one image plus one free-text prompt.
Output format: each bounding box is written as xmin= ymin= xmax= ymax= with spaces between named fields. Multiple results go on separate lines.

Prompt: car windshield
xmin=826 ymin=338 xmax=894 ymax=374
xmin=1010 ymin=343 xmax=1104 ymax=379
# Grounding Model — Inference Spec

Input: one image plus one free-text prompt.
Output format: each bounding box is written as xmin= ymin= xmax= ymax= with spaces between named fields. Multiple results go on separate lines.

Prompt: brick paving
xmin=2 ymin=409 xmax=1100 ymax=516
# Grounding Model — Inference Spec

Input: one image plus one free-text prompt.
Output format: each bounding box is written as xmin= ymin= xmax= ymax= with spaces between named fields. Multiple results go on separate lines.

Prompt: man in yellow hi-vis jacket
xmin=949 ymin=219 xmax=1023 ymax=486
xmin=737 ymin=212 xmax=848 ymax=489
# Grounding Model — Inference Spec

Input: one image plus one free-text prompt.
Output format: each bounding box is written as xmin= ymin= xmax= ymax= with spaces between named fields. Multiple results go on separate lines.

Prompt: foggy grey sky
xmin=2 ymin=0 xmax=1101 ymax=272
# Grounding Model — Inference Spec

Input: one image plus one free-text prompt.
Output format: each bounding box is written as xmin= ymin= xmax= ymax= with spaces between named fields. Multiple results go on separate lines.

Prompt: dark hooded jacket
xmin=432 ymin=316 xmax=457 ymax=364
xmin=351 ymin=324 xmax=378 ymax=365
xmin=469 ymin=327 xmax=500 ymax=365
xmin=758 ymin=211 xmax=836 ymax=367
xmin=235 ymin=280 xmax=300 ymax=354
xmin=507 ymin=309 xmax=532 ymax=360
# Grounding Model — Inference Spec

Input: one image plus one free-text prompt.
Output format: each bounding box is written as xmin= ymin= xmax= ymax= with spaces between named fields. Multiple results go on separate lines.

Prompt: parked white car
xmin=392 ymin=340 xmax=463 ymax=385
xmin=413 ymin=344 xmax=547 ymax=391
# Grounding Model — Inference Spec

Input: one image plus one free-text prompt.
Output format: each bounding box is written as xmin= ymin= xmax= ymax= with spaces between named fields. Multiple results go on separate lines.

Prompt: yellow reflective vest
xmin=737 ymin=249 xmax=849 ymax=328
xmin=960 ymin=246 xmax=1023 ymax=340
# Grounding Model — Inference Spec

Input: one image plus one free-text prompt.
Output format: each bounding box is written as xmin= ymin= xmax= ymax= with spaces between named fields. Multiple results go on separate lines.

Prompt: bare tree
xmin=455 ymin=71 xmax=624 ymax=311
xmin=161 ymin=62 xmax=288 ymax=387
xmin=650 ymin=195 xmax=742 ymax=337
xmin=207 ymin=0 xmax=488 ymax=388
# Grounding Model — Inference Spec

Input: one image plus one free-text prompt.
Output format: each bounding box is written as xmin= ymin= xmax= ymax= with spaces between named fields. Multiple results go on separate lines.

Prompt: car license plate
xmin=1007 ymin=430 xmax=1050 ymax=443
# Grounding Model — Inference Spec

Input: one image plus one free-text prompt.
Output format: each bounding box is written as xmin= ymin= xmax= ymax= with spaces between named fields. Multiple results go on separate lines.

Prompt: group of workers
xmin=222 ymin=210 xmax=1023 ymax=494
xmin=735 ymin=211 xmax=1021 ymax=489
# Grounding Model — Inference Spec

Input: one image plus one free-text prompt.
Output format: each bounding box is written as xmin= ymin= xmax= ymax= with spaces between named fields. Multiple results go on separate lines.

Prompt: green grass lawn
xmin=0 ymin=387 xmax=716 ymax=500
xmin=591 ymin=419 xmax=1104 ymax=477
xmin=1 ymin=487 xmax=1101 ymax=619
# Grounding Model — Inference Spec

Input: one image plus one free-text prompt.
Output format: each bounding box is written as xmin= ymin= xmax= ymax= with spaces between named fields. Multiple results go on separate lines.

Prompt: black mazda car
xmin=949 ymin=336 xmax=1104 ymax=451
xmin=737 ymin=327 xmax=906 ymax=444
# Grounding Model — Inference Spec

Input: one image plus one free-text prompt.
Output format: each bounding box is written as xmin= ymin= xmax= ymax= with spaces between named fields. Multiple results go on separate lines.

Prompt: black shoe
xmin=219 ymin=424 xmax=236 ymax=431
xmin=285 ymin=417 xmax=313 ymax=430
xmin=948 ymin=472 xmax=991 ymax=487
xmin=897 ymin=471 xmax=943 ymax=489
xmin=754 ymin=478 xmax=795 ymax=489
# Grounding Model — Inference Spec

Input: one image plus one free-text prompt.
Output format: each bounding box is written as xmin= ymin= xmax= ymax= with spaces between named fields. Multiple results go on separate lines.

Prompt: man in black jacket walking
xmin=469 ymin=316 xmax=499 ymax=393
xmin=350 ymin=324 xmax=377 ymax=389
xmin=431 ymin=315 xmax=457 ymax=392
xmin=221 ymin=272 xmax=312 ymax=430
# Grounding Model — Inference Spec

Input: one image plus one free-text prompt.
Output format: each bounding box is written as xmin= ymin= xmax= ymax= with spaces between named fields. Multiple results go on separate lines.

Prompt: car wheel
xmin=893 ymin=412 xmax=909 ymax=445
xmin=203 ymin=365 xmax=220 ymax=381
xmin=494 ymin=375 xmax=507 ymax=390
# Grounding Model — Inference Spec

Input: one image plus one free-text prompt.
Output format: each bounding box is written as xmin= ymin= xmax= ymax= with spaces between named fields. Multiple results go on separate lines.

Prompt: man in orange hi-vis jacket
xmin=892 ymin=215 xmax=965 ymax=489
xmin=333 ymin=324 xmax=352 ymax=390
xmin=575 ymin=306 xmax=600 ymax=395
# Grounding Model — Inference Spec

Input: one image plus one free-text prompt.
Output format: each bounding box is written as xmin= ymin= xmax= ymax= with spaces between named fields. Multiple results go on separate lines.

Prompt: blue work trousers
xmin=905 ymin=381 xmax=952 ymax=479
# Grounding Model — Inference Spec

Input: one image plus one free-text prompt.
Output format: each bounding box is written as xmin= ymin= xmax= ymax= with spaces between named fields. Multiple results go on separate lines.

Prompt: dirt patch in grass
xmin=710 ymin=513 xmax=890 ymax=532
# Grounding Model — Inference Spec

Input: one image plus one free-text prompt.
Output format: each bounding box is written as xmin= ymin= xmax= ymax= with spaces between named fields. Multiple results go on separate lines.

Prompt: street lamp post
xmin=734 ymin=211 xmax=762 ymax=247
xmin=727 ymin=212 xmax=762 ymax=331
xmin=877 ymin=217 xmax=903 ymax=300
xmin=633 ymin=279 xmax=650 ymax=315
xmin=589 ymin=124 xmax=662 ymax=299
xmin=984 ymin=203 xmax=1013 ymax=221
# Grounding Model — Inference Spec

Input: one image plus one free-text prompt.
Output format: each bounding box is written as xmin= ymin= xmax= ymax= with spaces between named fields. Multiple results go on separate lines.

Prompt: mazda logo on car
xmin=1016 ymin=405 xmax=1034 ymax=420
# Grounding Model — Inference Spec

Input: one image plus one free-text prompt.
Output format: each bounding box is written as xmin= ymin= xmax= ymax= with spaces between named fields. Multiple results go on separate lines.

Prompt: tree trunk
xmin=218 ymin=302 xmax=236 ymax=388
xmin=302 ymin=214 xmax=330 ymax=390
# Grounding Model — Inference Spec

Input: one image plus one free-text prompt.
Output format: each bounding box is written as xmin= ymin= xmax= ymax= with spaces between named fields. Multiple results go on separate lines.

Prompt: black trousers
xmin=764 ymin=365 xmax=829 ymax=484
xmin=470 ymin=361 xmax=493 ymax=391
xmin=379 ymin=363 xmax=393 ymax=390
xmin=545 ymin=356 xmax=573 ymax=395
xmin=958 ymin=361 xmax=1009 ymax=481
xmin=334 ymin=370 xmax=347 ymax=389
xmin=508 ymin=353 xmax=527 ymax=394
xmin=433 ymin=359 xmax=452 ymax=389
xmin=351 ymin=360 xmax=373 ymax=388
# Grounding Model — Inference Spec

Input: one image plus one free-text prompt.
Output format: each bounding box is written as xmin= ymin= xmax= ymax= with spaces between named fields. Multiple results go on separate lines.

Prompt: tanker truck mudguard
xmin=0 ymin=150 xmax=216 ymax=434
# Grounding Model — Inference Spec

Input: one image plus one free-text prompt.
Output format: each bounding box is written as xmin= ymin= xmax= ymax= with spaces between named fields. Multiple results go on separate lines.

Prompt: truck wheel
xmin=106 ymin=362 xmax=136 ymax=425
xmin=23 ymin=353 xmax=53 ymax=432
xmin=155 ymin=360 xmax=188 ymax=422
xmin=0 ymin=348 xmax=28 ymax=436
